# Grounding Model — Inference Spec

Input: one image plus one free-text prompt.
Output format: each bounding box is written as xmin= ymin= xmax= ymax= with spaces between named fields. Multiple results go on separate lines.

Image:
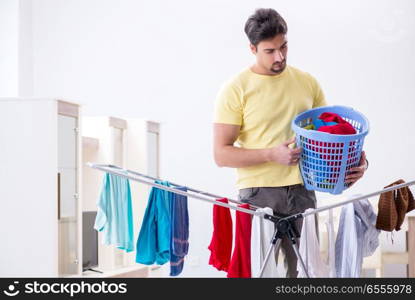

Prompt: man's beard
xmin=270 ymin=60 xmax=286 ymax=74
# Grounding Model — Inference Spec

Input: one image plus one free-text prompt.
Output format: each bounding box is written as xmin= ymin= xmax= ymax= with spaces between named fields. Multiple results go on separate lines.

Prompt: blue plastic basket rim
xmin=292 ymin=105 xmax=370 ymax=139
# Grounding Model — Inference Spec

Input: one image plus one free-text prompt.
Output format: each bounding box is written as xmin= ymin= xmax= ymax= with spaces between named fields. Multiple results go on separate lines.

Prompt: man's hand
xmin=345 ymin=151 xmax=368 ymax=186
xmin=214 ymin=124 xmax=301 ymax=168
xmin=268 ymin=137 xmax=301 ymax=166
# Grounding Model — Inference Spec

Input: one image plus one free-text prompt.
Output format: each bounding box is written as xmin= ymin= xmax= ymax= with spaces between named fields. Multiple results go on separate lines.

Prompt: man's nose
xmin=274 ymin=50 xmax=284 ymax=62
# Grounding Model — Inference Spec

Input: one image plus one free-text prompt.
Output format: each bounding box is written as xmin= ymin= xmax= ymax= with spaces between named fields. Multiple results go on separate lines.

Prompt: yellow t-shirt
xmin=214 ymin=65 xmax=327 ymax=189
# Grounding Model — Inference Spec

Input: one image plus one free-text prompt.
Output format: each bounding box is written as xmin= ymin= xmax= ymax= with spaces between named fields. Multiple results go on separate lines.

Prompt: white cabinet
xmin=0 ymin=98 xmax=82 ymax=277
xmin=57 ymin=111 xmax=81 ymax=277
xmin=82 ymin=116 xmax=160 ymax=275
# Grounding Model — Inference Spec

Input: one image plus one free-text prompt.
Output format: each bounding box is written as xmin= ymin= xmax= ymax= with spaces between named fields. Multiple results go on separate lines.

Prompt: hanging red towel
xmin=227 ymin=203 xmax=252 ymax=278
xmin=208 ymin=198 xmax=233 ymax=272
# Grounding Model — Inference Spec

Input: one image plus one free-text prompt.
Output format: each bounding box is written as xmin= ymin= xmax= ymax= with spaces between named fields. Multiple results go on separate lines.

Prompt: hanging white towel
xmin=325 ymin=209 xmax=336 ymax=277
xmin=297 ymin=208 xmax=329 ymax=278
xmin=251 ymin=207 xmax=279 ymax=277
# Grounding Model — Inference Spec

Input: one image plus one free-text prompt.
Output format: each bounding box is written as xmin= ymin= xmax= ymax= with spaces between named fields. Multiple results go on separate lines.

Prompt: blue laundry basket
xmin=291 ymin=106 xmax=369 ymax=195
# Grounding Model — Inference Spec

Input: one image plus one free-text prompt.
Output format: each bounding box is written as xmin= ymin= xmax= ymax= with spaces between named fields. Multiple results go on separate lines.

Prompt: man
xmin=213 ymin=8 xmax=368 ymax=278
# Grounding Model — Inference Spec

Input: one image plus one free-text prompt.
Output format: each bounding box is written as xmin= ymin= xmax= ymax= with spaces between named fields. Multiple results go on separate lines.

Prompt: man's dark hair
xmin=244 ymin=8 xmax=288 ymax=46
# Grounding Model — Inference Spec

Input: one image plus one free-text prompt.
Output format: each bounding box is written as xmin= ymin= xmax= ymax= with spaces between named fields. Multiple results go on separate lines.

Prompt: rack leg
xmin=258 ymin=233 xmax=282 ymax=278
xmin=257 ymin=215 xmax=310 ymax=278
xmin=291 ymin=241 xmax=310 ymax=278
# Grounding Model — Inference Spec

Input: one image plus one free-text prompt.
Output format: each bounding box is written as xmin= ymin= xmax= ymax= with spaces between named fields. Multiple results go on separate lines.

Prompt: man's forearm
xmin=215 ymin=145 xmax=271 ymax=168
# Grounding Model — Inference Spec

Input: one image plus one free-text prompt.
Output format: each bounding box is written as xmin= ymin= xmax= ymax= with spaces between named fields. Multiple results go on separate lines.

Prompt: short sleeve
xmin=213 ymin=82 xmax=243 ymax=125
xmin=310 ymin=76 xmax=327 ymax=108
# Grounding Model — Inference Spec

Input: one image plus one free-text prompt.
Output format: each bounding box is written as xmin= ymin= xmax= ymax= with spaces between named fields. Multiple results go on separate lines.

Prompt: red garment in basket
xmin=310 ymin=112 xmax=357 ymax=183
xmin=317 ymin=112 xmax=356 ymax=135
xmin=227 ymin=203 xmax=252 ymax=278
xmin=208 ymin=198 xmax=233 ymax=272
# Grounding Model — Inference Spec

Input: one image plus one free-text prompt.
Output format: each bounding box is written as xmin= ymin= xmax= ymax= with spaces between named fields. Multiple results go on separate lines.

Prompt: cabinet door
xmin=58 ymin=114 xmax=79 ymax=276
xmin=112 ymin=127 xmax=124 ymax=166
xmin=147 ymin=131 xmax=159 ymax=177
xmin=58 ymin=115 xmax=77 ymax=169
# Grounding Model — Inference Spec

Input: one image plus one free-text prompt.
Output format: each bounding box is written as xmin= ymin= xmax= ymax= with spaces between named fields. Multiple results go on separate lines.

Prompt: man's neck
xmin=250 ymin=64 xmax=285 ymax=76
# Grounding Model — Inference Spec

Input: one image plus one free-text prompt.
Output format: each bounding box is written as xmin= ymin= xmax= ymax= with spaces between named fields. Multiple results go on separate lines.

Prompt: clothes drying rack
xmin=87 ymin=162 xmax=415 ymax=278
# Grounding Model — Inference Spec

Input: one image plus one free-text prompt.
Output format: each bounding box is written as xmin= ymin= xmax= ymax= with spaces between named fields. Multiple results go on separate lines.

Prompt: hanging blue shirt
xmin=136 ymin=181 xmax=171 ymax=265
xmin=94 ymin=173 xmax=134 ymax=252
xmin=169 ymin=186 xmax=189 ymax=276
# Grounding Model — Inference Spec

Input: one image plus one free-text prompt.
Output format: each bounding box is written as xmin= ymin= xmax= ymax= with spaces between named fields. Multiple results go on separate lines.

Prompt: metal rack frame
xmin=88 ymin=162 xmax=415 ymax=278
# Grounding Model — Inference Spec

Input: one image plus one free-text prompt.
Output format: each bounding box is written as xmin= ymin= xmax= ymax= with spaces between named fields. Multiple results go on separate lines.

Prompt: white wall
xmin=18 ymin=0 xmax=34 ymax=96
xmin=0 ymin=0 xmax=19 ymax=96
xmin=5 ymin=0 xmax=415 ymax=276
xmin=0 ymin=0 xmax=34 ymax=97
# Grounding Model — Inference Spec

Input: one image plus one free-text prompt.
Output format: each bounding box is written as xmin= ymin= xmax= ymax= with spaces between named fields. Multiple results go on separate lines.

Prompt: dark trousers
xmin=239 ymin=184 xmax=317 ymax=278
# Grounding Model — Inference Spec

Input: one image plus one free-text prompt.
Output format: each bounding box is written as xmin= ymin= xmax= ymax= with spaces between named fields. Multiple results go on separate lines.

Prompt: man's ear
xmin=249 ymin=44 xmax=257 ymax=54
